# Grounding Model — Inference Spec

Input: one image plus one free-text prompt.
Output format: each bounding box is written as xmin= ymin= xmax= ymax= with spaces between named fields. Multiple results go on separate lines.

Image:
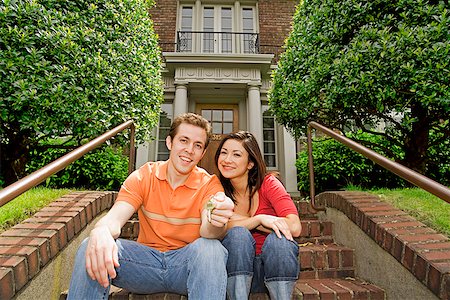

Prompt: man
xmin=68 ymin=113 xmax=234 ymax=299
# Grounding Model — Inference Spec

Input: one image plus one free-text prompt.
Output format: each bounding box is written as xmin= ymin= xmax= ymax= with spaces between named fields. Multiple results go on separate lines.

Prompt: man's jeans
xmin=221 ymin=227 xmax=299 ymax=300
xmin=67 ymin=237 xmax=228 ymax=299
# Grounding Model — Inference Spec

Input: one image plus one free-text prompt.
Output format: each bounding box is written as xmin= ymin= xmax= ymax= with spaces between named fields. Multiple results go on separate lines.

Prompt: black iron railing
xmin=176 ymin=31 xmax=259 ymax=54
xmin=307 ymin=122 xmax=450 ymax=210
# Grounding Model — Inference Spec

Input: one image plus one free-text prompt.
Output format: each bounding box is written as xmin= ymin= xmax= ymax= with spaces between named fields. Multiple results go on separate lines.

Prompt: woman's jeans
xmin=67 ymin=237 xmax=228 ymax=299
xmin=221 ymin=227 xmax=299 ymax=300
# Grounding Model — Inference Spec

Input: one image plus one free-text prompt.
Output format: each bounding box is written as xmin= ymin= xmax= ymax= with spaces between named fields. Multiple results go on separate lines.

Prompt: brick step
xmin=119 ymin=218 xmax=334 ymax=242
xmin=60 ymin=278 xmax=384 ymax=299
xmin=293 ymin=199 xmax=321 ymax=219
xmin=299 ymin=244 xmax=355 ymax=279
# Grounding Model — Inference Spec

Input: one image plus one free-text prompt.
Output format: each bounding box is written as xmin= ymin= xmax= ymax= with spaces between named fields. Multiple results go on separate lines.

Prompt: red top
xmin=252 ymin=175 xmax=299 ymax=255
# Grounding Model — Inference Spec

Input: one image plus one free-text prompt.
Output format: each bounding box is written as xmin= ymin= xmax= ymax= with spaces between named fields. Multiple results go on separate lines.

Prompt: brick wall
xmin=0 ymin=192 xmax=116 ymax=300
xmin=258 ymin=0 xmax=298 ymax=60
xmin=149 ymin=0 xmax=178 ymax=52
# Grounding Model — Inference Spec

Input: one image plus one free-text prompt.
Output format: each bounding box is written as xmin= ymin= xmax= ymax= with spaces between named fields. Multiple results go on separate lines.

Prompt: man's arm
xmin=199 ymin=192 xmax=234 ymax=239
xmin=85 ymin=201 xmax=135 ymax=288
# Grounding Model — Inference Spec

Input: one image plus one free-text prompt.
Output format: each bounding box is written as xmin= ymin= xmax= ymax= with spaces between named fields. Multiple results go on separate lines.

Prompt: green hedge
xmin=26 ymin=146 xmax=128 ymax=190
xmin=296 ymin=133 xmax=408 ymax=194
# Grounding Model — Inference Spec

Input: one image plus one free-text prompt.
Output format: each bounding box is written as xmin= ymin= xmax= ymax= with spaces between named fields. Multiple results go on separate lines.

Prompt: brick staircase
xmin=2 ymin=191 xmax=448 ymax=299
xmin=110 ymin=199 xmax=385 ymax=299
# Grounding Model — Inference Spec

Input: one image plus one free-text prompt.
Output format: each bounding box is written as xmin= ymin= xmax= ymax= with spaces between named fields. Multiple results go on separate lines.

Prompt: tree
xmin=0 ymin=0 xmax=163 ymax=185
xmin=270 ymin=0 xmax=450 ymax=177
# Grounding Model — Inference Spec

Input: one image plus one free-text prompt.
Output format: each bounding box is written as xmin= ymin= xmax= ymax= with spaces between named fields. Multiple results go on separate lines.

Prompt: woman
xmin=215 ymin=131 xmax=301 ymax=300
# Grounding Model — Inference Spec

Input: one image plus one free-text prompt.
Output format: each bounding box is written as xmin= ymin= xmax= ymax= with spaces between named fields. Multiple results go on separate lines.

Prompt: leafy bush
xmin=297 ymin=133 xmax=407 ymax=194
xmin=0 ymin=0 xmax=163 ymax=185
xmin=270 ymin=0 xmax=450 ymax=175
xmin=26 ymin=146 xmax=128 ymax=190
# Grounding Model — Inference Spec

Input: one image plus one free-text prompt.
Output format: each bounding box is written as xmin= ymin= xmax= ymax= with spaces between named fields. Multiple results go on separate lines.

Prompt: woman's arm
xmin=229 ymin=213 xmax=300 ymax=241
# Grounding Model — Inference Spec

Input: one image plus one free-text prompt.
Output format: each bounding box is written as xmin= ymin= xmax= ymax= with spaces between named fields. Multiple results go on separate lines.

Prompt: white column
xmin=174 ymin=84 xmax=188 ymax=117
xmin=247 ymin=84 xmax=263 ymax=150
xmin=281 ymin=127 xmax=299 ymax=195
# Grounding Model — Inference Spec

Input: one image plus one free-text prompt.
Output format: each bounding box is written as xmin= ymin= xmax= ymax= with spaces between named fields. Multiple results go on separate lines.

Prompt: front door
xmin=197 ymin=104 xmax=239 ymax=176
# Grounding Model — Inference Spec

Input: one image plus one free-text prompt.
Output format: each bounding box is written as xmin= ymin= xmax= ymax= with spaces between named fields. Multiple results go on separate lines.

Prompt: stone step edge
xmin=316 ymin=190 xmax=450 ymax=300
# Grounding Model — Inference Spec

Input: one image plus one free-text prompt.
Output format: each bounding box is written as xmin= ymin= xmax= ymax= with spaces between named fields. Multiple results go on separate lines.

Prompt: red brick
xmin=24 ymin=216 xmax=75 ymax=241
xmin=341 ymin=249 xmax=353 ymax=268
xmin=304 ymin=280 xmax=336 ymax=300
xmin=378 ymin=221 xmax=426 ymax=230
xmin=422 ymin=251 xmax=450 ymax=261
xmin=335 ymin=280 xmax=370 ymax=298
xmin=0 ymin=237 xmax=49 ymax=266
xmin=322 ymin=221 xmax=333 ymax=236
xmin=319 ymin=279 xmax=352 ymax=300
xmin=294 ymin=281 xmax=320 ymax=299
xmin=414 ymin=254 xmax=428 ymax=282
xmin=0 ymin=256 xmax=27 ymax=291
xmin=398 ymin=234 xmax=448 ymax=244
xmin=0 ymin=246 xmax=39 ymax=279
xmin=13 ymin=223 xmax=67 ymax=249
xmin=428 ymin=263 xmax=445 ymax=296
xmin=310 ymin=222 xmax=321 ymax=237
xmin=314 ymin=250 xmax=326 ymax=269
xmin=327 ymin=248 xmax=339 ymax=268
xmin=0 ymin=268 xmax=14 ymax=299
xmin=412 ymin=242 xmax=450 ymax=251
xmin=299 ymin=270 xmax=316 ymax=279
xmin=52 ymin=200 xmax=94 ymax=222
xmin=300 ymin=248 xmax=313 ymax=269
xmin=402 ymin=244 xmax=415 ymax=271
xmin=34 ymin=211 xmax=82 ymax=234
xmin=1 ymin=229 xmax=59 ymax=258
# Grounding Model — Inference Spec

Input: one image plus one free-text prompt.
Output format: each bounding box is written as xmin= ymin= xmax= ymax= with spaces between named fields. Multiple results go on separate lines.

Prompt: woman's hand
xmin=256 ymin=214 xmax=294 ymax=241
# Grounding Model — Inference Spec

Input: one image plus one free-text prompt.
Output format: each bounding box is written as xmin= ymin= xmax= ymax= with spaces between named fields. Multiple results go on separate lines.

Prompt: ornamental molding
xmin=174 ymin=67 xmax=261 ymax=84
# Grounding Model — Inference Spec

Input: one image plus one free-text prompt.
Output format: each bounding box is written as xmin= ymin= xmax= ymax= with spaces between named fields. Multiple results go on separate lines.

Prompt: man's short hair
xmin=168 ymin=113 xmax=212 ymax=149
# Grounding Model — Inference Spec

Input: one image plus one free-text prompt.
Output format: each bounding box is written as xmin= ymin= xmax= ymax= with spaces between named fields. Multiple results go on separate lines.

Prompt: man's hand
xmin=85 ymin=225 xmax=120 ymax=288
xmin=207 ymin=192 xmax=234 ymax=227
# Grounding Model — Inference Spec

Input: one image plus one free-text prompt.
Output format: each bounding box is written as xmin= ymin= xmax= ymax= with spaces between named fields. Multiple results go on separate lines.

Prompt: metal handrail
xmin=307 ymin=121 xmax=450 ymax=210
xmin=0 ymin=120 xmax=136 ymax=207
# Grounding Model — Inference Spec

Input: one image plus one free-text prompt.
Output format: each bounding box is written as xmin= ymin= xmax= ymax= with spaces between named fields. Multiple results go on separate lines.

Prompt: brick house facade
xmin=137 ymin=0 xmax=300 ymax=193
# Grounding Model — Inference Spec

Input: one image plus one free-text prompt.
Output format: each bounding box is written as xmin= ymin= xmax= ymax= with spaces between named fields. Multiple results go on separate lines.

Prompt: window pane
xmin=157 ymin=153 xmax=169 ymax=161
xmin=204 ymin=7 xmax=214 ymax=31
xmin=242 ymin=8 xmax=253 ymax=32
xmin=223 ymin=110 xmax=233 ymax=121
xmin=264 ymin=142 xmax=275 ymax=154
xmin=212 ymin=122 xmax=222 ymax=134
xmin=181 ymin=7 xmax=193 ymax=31
xmin=202 ymin=109 xmax=211 ymax=121
xmin=223 ymin=122 xmax=233 ymax=134
xmin=158 ymin=141 xmax=168 ymax=151
xmin=221 ymin=8 xmax=232 ymax=31
xmin=264 ymin=155 xmax=276 ymax=167
xmin=212 ymin=110 xmax=222 ymax=121
xmin=263 ymin=129 xmax=275 ymax=141
xmin=263 ymin=117 xmax=274 ymax=128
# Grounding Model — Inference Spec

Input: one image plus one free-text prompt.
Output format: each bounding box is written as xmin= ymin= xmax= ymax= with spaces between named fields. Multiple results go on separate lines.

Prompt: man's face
xmin=166 ymin=123 xmax=207 ymax=176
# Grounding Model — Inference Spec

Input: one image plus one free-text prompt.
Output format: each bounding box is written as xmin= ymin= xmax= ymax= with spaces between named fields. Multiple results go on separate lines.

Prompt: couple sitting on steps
xmin=67 ymin=113 xmax=301 ymax=300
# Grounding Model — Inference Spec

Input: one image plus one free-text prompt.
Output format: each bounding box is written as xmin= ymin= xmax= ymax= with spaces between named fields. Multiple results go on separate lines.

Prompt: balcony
xmin=176 ymin=31 xmax=259 ymax=54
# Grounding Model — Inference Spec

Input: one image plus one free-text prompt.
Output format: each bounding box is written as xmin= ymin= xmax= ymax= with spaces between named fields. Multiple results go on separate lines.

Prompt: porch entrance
xmin=196 ymin=104 xmax=239 ymax=176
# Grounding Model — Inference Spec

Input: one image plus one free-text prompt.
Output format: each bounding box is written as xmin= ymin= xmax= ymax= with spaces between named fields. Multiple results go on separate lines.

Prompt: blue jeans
xmin=221 ymin=227 xmax=299 ymax=300
xmin=67 ymin=237 xmax=228 ymax=299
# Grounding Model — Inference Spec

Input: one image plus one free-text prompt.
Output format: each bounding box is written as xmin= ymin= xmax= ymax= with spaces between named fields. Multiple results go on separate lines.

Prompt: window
xmin=242 ymin=7 xmax=257 ymax=53
xmin=157 ymin=104 xmax=173 ymax=161
xmin=262 ymin=106 xmax=277 ymax=168
xmin=177 ymin=3 xmax=258 ymax=54
xmin=179 ymin=6 xmax=193 ymax=51
xmin=201 ymin=109 xmax=234 ymax=134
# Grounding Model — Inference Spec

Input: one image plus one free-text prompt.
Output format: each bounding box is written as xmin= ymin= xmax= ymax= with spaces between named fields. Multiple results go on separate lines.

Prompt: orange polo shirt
xmin=116 ymin=161 xmax=223 ymax=252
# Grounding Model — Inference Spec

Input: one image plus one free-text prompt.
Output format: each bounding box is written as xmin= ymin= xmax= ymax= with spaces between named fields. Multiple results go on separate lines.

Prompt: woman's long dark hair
xmin=214 ymin=131 xmax=267 ymax=210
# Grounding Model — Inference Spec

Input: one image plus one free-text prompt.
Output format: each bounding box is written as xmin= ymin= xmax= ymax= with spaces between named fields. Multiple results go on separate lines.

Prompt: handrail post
xmin=307 ymin=125 xmax=325 ymax=211
xmin=128 ymin=123 xmax=136 ymax=175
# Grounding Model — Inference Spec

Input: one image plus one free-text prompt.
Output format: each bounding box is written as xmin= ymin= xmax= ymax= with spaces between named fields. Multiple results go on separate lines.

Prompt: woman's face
xmin=217 ymin=139 xmax=254 ymax=180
